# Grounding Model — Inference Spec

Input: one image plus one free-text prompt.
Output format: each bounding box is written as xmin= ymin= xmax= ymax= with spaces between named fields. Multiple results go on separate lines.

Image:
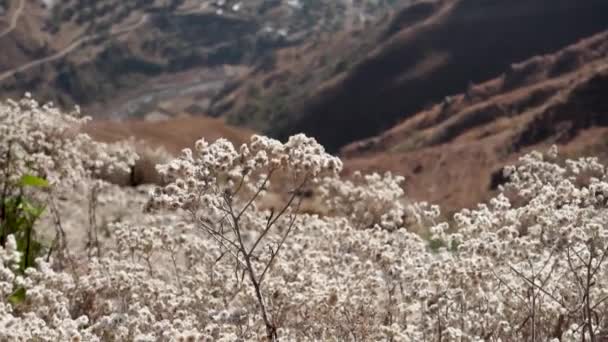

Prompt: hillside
xmin=8 ymin=91 xmax=608 ymax=341
xmin=5 ymin=3 xmax=608 ymax=339
xmin=342 ymin=31 xmax=608 ymax=212
xmin=0 ymin=0 xmax=400 ymax=116
xmin=211 ymin=0 xmax=608 ymax=152
xmin=4 ymin=0 xmax=608 ymax=213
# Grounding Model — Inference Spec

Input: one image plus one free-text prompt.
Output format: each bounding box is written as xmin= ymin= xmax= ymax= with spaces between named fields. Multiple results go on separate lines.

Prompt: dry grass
xmin=84 ymin=115 xmax=254 ymax=154
xmin=84 ymin=115 xmax=255 ymax=185
xmin=341 ymin=32 xmax=608 ymax=212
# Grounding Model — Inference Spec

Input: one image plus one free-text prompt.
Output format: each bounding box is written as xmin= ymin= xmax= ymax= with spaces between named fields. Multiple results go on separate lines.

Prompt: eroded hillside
xmin=211 ymin=0 xmax=608 ymax=152
xmin=0 ymin=0 xmax=400 ymax=113
xmin=342 ymin=31 xmax=608 ymax=212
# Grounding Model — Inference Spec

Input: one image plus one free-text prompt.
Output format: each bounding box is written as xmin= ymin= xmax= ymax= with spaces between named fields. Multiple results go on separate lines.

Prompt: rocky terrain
xmin=211 ymin=0 xmax=608 ymax=152
xmin=94 ymin=27 xmax=608 ymax=212
xmin=4 ymin=0 xmax=608 ymax=213
xmin=342 ymin=30 xmax=608 ymax=212
xmin=204 ymin=0 xmax=608 ymax=211
xmin=0 ymin=0 xmax=401 ymax=116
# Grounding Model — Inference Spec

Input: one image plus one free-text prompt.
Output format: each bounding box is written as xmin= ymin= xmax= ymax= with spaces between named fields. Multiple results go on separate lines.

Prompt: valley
xmin=0 ymin=0 xmax=399 ymax=116
xmin=4 ymin=2 xmax=608 ymax=339
xmin=1 ymin=0 xmax=608 ymax=212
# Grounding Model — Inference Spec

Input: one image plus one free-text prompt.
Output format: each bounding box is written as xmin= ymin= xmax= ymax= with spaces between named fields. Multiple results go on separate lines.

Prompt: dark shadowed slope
xmin=214 ymin=0 xmax=608 ymax=152
xmin=342 ymin=31 xmax=608 ymax=212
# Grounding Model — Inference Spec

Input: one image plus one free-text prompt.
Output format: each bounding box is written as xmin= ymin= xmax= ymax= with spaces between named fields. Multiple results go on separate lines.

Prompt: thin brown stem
xmin=249 ymin=175 xmax=309 ymax=257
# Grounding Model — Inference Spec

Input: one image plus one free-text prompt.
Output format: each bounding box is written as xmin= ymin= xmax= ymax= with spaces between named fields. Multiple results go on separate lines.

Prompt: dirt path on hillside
xmin=0 ymin=0 xmax=24 ymax=38
xmin=0 ymin=13 xmax=149 ymax=82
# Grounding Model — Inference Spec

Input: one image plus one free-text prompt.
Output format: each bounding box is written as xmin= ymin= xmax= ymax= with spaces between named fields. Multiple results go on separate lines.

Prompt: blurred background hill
xmin=2 ymin=0 xmax=608 ymax=211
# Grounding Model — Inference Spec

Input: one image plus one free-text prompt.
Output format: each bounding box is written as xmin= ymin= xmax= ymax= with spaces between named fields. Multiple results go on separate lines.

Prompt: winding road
xmin=0 ymin=0 xmax=25 ymax=39
xmin=0 ymin=13 xmax=149 ymax=83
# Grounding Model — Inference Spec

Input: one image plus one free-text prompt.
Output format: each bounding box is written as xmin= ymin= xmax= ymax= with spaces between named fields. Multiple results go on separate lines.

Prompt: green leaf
xmin=7 ymin=287 xmax=26 ymax=306
xmin=21 ymin=200 xmax=46 ymax=219
xmin=19 ymin=174 xmax=49 ymax=188
xmin=428 ymin=238 xmax=446 ymax=252
xmin=450 ymin=240 xmax=460 ymax=252
xmin=21 ymin=239 xmax=43 ymax=272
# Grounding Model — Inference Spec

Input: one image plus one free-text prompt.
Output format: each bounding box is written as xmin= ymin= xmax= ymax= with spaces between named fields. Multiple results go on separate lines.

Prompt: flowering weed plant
xmin=1 ymin=96 xmax=608 ymax=341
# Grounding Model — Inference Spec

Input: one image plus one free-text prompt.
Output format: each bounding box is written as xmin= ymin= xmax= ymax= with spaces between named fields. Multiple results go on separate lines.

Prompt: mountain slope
xmin=342 ymin=31 xmax=608 ymax=212
xmin=0 ymin=0 xmax=399 ymax=112
xmin=212 ymin=0 xmax=608 ymax=152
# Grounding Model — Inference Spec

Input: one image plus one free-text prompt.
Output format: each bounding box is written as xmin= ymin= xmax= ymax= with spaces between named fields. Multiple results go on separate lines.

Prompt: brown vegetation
xmin=84 ymin=115 xmax=254 ymax=154
xmin=342 ymin=31 xmax=608 ymax=212
xmin=212 ymin=0 xmax=608 ymax=153
xmin=84 ymin=115 xmax=254 ymax=185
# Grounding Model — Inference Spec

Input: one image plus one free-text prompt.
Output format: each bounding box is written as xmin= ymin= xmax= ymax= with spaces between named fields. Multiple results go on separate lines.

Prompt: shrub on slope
xmin=1 ymin=97 xmax=608 ymax=341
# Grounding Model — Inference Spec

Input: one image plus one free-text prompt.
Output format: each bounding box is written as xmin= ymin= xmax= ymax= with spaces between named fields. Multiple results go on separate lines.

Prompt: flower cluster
xmin=3 ymin=95 xmax=608 ymax=341
xmin=319 ymin=171 xmax=407 ymax=230
xmin=0 ymin=94 xmax=138 ymax=187
xmin=151 ymin=133 xmax=342 ymax=210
